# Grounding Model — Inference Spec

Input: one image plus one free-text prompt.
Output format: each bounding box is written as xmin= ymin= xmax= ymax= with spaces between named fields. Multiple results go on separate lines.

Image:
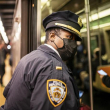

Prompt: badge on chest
xmin=47 ymin=79 xmax=67 ymax=107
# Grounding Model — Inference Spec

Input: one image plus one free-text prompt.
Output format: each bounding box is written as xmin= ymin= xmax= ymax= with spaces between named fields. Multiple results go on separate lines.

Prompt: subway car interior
xmin=0 ymin=0 xmax=110 ymax=110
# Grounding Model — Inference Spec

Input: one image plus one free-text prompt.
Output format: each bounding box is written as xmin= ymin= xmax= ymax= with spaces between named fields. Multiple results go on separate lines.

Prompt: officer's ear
xmin=49 ymin=32 xmax=56 ymax=42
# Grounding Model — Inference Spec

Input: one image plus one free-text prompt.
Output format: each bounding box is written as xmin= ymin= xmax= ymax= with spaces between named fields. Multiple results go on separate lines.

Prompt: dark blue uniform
xmin=2 ymin=45 xmax=79 ymax=110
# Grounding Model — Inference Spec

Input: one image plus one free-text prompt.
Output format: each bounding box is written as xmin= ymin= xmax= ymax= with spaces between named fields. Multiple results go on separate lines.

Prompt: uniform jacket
xmin=2 ymin=45 xmax=80 ymax=110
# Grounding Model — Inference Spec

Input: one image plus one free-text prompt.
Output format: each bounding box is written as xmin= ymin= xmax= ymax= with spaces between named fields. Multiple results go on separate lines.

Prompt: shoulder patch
xmin=47 ymin=79 xmax=67 ymax=107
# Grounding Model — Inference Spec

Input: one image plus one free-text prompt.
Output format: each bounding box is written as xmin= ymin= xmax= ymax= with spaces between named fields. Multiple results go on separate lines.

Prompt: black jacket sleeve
xmin=102 ymin=75 xmax=110 ymax=88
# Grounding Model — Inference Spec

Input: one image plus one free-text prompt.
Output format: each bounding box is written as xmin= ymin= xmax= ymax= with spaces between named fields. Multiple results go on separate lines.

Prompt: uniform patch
xmin=47 ymin=79 xmax=67 ymax=107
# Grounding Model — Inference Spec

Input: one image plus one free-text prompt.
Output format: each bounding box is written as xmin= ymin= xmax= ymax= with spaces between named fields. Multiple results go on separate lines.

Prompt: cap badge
xmin=78 ymin=17 xmax=82 ymax=27
xmin=47 ymin=79 xmax=67 ymax=107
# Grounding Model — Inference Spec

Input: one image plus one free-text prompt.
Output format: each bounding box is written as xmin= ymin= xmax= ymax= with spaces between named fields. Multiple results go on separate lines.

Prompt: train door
xmin=21 ymin=0 xmax=37 ymax=57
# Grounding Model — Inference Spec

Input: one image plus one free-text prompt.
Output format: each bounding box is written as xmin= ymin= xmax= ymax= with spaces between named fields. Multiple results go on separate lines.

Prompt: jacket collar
xmin=44 ymin=44 xmax=61 ymax=58
xmin=38 ymin=44 xmax=62 ymax=61
xmin=38 ymin=45 xmax=70 ymax=72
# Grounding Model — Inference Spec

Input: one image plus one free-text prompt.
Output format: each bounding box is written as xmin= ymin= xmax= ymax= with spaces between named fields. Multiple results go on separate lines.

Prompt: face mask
xmin=54 ymin=36 xmax=77 ymax=61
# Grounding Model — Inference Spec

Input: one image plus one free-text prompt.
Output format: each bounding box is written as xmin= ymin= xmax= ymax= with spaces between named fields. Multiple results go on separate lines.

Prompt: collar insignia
xmin=47 ymin=79 xmax=67 ymax=107
xmin=56 ymin=66 xmax=62 ymax=70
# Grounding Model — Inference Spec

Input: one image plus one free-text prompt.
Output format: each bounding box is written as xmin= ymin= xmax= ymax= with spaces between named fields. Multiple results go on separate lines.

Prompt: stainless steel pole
xmin=37 ymin=0 xmax=41 ymax=47
xmin=84 ymin=0 xmax=93 ymax=110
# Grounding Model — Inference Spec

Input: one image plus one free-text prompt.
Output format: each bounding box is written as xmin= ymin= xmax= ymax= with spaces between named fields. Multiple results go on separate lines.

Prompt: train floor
xmin=0 ymin=55 xmax=110 ymax=109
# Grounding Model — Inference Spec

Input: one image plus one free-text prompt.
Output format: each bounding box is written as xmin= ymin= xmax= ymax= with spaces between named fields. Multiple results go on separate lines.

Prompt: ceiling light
xmin=47 ymin=1 xmax=50 ymax=6
xmin=41 ymin=5 xmax=43 ymax=8
xmin=81 ymin=23 xmax=110 ymax=32
xmin=90 ymin=14 xmax=98 ymax=21
xmin=41 ymin=0 xmax=48 ymax=3
xmin=41 ymin=36 xmax=46 ymax=43
xmin=0 ymin=17 xmax=8 ymax=44
xmin=0 ymin=26 xmax=5 ymax=32
xmin=41 ymin=0 xmax=48 ymax=9
xmin=82 ymin=18 xmax=86 ymax=24
xmin=98 ymin=8 xmax=110 ymax=18
xmin=7 ymin=45 xmax=11 ymax=49
xmin=99 ymin=22 xmax=110 ymax=28
xmin=0 ymin=21 xmax=3 ymax=26
xmin=82 ymin=8 xmax=110 ymax=23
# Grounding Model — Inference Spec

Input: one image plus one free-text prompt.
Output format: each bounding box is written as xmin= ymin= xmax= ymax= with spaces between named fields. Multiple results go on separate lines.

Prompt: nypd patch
xmin=47 ymin=79 xmax=67 ymax=107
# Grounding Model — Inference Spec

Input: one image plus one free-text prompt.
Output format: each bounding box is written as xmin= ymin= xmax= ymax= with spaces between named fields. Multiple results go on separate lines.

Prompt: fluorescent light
xmin=0 ymin=17 xmax=8 ymax=44
xmin=99 ymin=8 xmax=110 ymax=18
xmin=81 ymin=23 xmax=110 ymax=32
xmin=1 ymin=33 xmax=8 ymax=44
xmin=81 ymin=28 xmax=87 ymax=32
xmin=0 ymin=21 xmax=3 ymax=26
xmin=47 ymin=1 xmax=50 ymax=6
xmin=82 ymin=18 xmax=86 ymax=24
xmin=41 ymin=36 xmax=46 ymax=43
xmin=99 ymin=22 xmax=110 ymax=28
xmin=41 ymin=5 xmax=43 ymax=8
xmin=91 ymin=25 xmax=99 ymax=29
xmin=90 ymin=14 xmax=98 ymax=21
xmin=7 ymin=45 xmax=11 ymax=49
xmin=82 ymin=8 xmax=110 ymax=23
xmin=41 ymin=0 xmax=48 ymax=9
xmin=1 ymin=26 xmax=5 ymax=32
xmin=41 ymin=0 xmax=48 ymax=3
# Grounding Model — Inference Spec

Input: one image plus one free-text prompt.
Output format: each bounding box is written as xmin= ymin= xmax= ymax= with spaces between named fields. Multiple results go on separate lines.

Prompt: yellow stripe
xmin=55 ymin=23 xmax=81 ymax=36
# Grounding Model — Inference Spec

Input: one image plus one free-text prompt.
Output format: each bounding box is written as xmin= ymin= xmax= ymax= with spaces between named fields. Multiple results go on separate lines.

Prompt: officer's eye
xmin=67 ymin=35 xmax=73 ymax=40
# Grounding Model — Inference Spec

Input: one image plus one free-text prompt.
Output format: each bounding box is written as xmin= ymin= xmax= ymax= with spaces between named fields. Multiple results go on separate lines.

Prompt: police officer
xmin=1 ymin=10 xmax=83 ymax=110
